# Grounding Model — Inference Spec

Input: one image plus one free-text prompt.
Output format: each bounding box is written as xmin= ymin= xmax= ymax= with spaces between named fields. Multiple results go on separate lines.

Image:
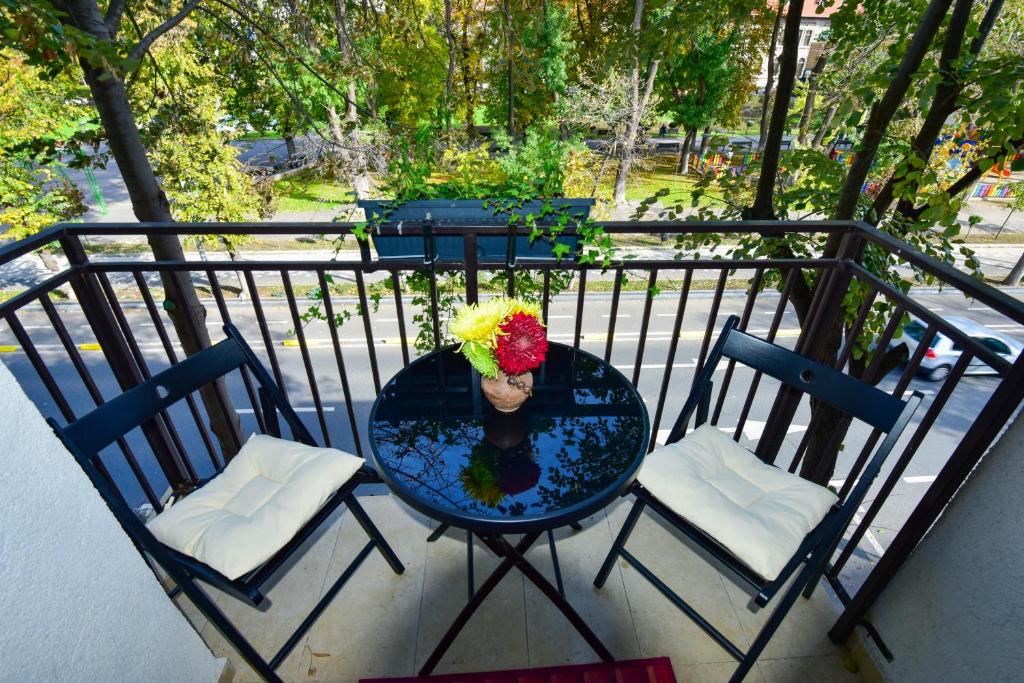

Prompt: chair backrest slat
xmin=720 ymin=329 xmax=906 ymax=433
xmin=62 ymin=335 xmax=249 ymax=456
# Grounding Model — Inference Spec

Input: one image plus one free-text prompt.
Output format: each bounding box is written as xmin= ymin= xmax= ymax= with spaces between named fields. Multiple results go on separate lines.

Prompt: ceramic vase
xmin=481 ymin=370 xmax=533 ymax=413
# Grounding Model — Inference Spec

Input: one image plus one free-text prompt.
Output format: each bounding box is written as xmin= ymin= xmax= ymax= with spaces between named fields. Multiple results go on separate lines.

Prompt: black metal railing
xmin=1 ymin=218 xmax=1022 ymax=648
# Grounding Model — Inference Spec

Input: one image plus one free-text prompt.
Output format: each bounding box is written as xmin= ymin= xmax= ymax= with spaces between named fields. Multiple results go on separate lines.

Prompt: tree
xmin=758 ymin=0 xmax=785 ymax=151
xmin=657 ymin=30 xmax=742 ymax=174
xmin=1002 ymin=193 xmax=1024 ymax=286
xmin=3 ymin=0 xmax=242 ymax=458
xmin=0 ymin=52 xmax=91 ymax=272
xmin=611 ymin=0 xmax=659 ymax=206
xmin=749 ymin=0 xmax=803 ymax=220
xmin=661 ymin=0 xmax=1023 ymax=484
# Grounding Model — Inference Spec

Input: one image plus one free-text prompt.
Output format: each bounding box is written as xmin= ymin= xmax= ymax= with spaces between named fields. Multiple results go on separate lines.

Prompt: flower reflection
xmin=460 ymin=417 xmax=541 ymax=507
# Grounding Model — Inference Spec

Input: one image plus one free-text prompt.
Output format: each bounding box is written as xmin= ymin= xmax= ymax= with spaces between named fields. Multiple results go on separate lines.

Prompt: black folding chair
xmin=49 ymin=324 xmax=404 ymax=683
xmin=594 ymin=316 xmax=922 ymax=682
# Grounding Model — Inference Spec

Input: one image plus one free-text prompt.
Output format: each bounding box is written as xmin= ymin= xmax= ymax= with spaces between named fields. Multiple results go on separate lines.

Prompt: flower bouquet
xmin=450 ymin=296 xmax=549 ymax=412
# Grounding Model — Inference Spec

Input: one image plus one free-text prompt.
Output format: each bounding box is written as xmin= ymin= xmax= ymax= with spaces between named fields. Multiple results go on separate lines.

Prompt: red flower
xmin=495 ymin=312 xmax=548 ymax=375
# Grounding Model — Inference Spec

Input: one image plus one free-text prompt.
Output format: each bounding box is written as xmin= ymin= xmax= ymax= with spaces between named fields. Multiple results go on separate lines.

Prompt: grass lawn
xmin=273 ymin=172 xmax=354 ymax=213
xmin=588 ymin=154 xmax=728 ymax=209
xmin=269 ymin=155 xmax=727 ymax=217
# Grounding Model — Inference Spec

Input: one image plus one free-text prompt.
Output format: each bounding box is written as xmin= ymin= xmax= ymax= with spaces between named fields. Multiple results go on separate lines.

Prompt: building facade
xmin=755 ymin=1 xmax=841 ymax=90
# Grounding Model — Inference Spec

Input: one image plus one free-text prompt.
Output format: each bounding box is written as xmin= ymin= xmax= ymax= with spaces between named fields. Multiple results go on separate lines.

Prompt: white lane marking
xmin=376 ymin=318 xmax=399 ymax=322
xmin=21 ymin=341 xmax=407 ymax=352
xmin=614 ymin=363 xmax=701 ymax=370
xmin=547 ymin=315 xmax=573 ymax=319
xmin=985 ymin=324 xmax=1021 ymax=330
xmin=738 ymin=419 xmax=807 ymax=441
xmin=903 ymin=475 xmax=937 ymax=484
xmin=853 ymin=506 xmax=886 ymax=556
xmin=21 ymin=325 xmax=56 ymax=330
xmin=237 ymin=406 xmax=334 ymax=414
xmin=968 ymin=306 xmax=992 ymax=312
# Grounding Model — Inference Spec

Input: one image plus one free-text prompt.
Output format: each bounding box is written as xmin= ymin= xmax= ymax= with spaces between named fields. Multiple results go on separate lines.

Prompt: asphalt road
xmin=1 ymin=286 xmax=1018 ymax=596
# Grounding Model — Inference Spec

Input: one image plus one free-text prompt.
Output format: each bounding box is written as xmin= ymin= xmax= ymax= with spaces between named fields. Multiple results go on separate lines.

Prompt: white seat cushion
xmin=638 ymin=424 xmax=837 ymax=580
xmin=147 ymin=434 xmax=364 ymax=580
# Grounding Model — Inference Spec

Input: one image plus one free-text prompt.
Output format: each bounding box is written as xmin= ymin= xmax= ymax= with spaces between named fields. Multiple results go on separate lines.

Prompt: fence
xmin=1 ymin=218 xmax=1022 ymax=649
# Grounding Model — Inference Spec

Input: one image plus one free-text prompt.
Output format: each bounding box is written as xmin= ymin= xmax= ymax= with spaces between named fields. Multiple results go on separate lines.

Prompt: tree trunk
xmin=332 ymin=0 xmax=359 ymax=122
xmin=443 ymin=0 xmax=457 ymax=132
xmin=698 ymin=125 xmax=712 ymax=159
xmin=504 ymin=0 xmax=514 ymax=136
xmin=833 ymin=0 xmax=955 ymax=222
xmin=794 ymin=0 xmax=957 ymax=485
xmin=797 ymin=50 xmax=829 ymax=147
xmin=874 ymin=0 xmax=1001 ymax=220
xmin=677 ymin=127 xmax=696 ymax=174
xmin=284 ymin=131 xmax=297 ymax=161
xmin=461 ymin=17 xmax=475 ymax=135
xmin=750 ymin=0 xmax=803 ymax=219
xmin=61 ymin=0 xmax=241 ymax=459
xmin=1004 ymin=243 xmax=1024 ymax=286
xmin=220 ymin=237 xmax=249 ymax=300
xmin=758 ymin=1 xmax=785 ymax=151
xmin=811 ymin=102 xmax=837 ymax=149
xmin=328 ymin=104 xmax=345 ymax=144
xmin=614 ymin=0 xmax=658 ymax=206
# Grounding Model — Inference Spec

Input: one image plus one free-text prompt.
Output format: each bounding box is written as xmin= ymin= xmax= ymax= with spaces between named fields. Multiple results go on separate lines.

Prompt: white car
xmin=899 ymin=316 xmax=1022 ymax=381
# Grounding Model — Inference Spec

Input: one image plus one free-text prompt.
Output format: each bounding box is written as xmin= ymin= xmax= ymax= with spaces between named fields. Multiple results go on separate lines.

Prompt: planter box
xmin=357 ymin=199 xmax=594 ymax=261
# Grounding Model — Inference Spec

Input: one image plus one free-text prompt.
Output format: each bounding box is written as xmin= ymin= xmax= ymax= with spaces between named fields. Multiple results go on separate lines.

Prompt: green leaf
xmin=462 ymin=341 xmax=499 ymax=378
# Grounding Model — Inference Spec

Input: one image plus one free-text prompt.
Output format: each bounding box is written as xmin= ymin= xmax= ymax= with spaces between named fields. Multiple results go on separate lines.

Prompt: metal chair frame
xmin=594 ymin=316 xmax=922 ymax=682
xmin=49 ymin=324 xmax=404 ymax=683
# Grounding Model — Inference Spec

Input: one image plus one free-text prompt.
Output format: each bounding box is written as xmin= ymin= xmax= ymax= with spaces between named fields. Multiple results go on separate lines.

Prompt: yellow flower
xmin=450 ymin=298 xmax=509 ymax=348
xmin=506 ymin=297 xmax=543 ymax=321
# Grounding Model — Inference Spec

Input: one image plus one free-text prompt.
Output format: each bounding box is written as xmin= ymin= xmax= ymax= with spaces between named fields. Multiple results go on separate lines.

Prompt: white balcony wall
xmin=868 ymin=409 xmax=1024 ymax=681
xmin=0 ymin=361 xmax=225 ymax=682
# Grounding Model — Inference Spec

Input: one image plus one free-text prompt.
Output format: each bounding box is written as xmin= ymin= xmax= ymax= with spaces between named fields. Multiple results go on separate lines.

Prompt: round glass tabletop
xmin=367 ymin=343 xmax=650 ymax=534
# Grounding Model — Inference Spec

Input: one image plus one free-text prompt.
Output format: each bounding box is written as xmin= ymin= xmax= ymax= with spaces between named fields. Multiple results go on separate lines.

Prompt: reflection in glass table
xmin=368 ymin=343 xmax=650 ymax=675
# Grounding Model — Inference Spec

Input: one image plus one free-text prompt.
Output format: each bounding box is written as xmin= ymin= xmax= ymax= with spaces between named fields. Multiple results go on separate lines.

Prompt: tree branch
xmin=127 ymin=0 xmax=202 ymax=63
xmin=104 ymin=0 xmax=126 ymax=34
xmin=870 ymin=0 xmax=994 ymax=221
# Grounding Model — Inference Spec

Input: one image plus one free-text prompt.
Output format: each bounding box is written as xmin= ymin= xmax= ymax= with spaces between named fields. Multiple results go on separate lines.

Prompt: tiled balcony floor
xmin=175 ymin=494 xmax=876 ymax=683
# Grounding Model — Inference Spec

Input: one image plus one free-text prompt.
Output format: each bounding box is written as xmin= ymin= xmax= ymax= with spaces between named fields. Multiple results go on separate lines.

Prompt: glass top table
xmin=367 ymin=342 xmax=650 ymax=675
xmin=367 ymin=342 xmax=650 ymax=534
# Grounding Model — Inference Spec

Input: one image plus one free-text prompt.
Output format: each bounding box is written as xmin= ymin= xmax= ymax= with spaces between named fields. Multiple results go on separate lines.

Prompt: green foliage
xmin=373 ymin=7 xmax=448 ymax=127
xmin=483 ymin=4 xmax=574 ymax=130
xmin=0 ymin=161 xmax=84 ymax=242
xmin=462 ymin=340 xmax=500 ymax=377
xmin=657 ymin=30 xmax=744 ymax=133
xmin=0 ymin=53 xmax=90 ymax=242
xmin=135 ymin=42 xmax=263 ymax=247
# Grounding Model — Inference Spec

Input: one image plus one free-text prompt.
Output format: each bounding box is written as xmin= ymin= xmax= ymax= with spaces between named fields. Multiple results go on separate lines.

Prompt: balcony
xmin=2 ymin=219 xmax=1022 ymax=682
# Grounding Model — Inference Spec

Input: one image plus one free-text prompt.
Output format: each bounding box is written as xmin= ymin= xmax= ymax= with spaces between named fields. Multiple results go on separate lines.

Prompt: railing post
xmin=59 ymin=234 xmax=194 ymax=493
xmin=830 ymin=353 xmax=1024 ymax=643
xmin=464 ymin=232 xmax=479 ymax=306
xmin=756 ymin=230 xmax=863 ymax=463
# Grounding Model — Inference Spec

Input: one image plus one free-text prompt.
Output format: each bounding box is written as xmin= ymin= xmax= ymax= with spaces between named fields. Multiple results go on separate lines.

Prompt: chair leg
xmin=594 ymin=497 xmax=646 ymax=589
xmin=345 ymin=495 xmax=405 ymax=575
xmin=802 ymin=533 xmax=844 ymax=599
xmin=174 ymin=572 xmax=282 ymax=683
xmin=728 ymin=559 xmax=823 ymax=683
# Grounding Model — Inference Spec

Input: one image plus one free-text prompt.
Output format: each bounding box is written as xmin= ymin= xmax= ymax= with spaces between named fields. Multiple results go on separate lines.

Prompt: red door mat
xmin=359 ymin=657 xmax=676 ymax=683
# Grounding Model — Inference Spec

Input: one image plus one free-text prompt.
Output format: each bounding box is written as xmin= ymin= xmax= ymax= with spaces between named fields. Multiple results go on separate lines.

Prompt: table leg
xmin=426 ymin=522 xmax=450 ymax=542
xmin=478 ymin=534 xmax=614 ymax=664
xmin=419 ymin=532 xmax=541 ymax=676
xmin=547 ymin=529 xmax=565 ymax=596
